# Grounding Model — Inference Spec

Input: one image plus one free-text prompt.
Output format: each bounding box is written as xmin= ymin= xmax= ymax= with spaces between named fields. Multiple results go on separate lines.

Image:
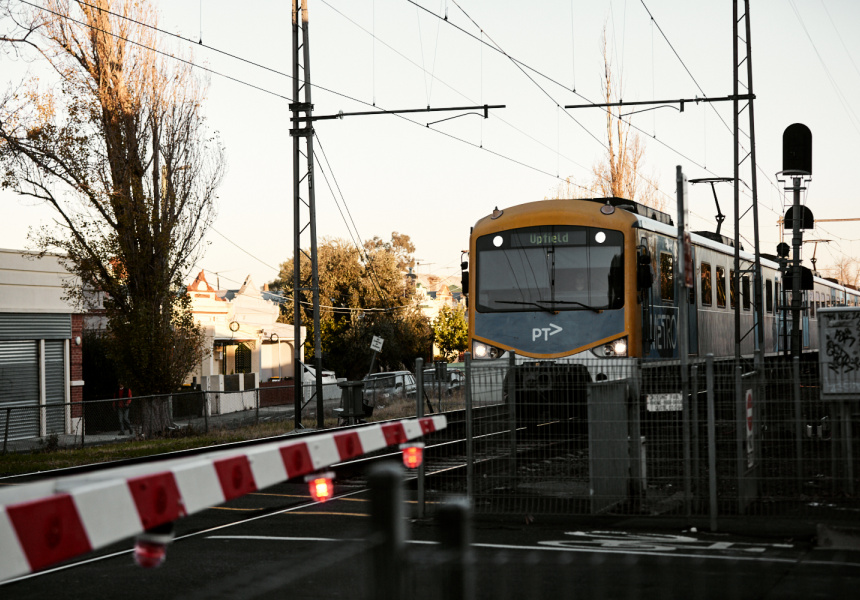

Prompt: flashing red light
xmin=400 ymin=442 xmax=425 ymax=469
xmin=306 ymin=471 xmax=335 ymax=502
xmin=133 ymin=540 xmax=167 ymax=568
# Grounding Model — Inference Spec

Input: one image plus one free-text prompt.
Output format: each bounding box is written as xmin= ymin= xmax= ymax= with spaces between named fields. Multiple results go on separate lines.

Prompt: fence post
xmin=465 ymin=352 xmax=474 ymax=501
xmin=80 ymin=402 xmax=85 ymax=449
xmin=792 ymin=356 xmax=803 ymax=487
xmin=691 ymin=365 xmax=700 ymax=502
xmin=2 ymin=407 xmax=10 ymax=454
xmin=507 ymin=351 xmax=517 ymax=479
xmin=203 ymin=391 xmax=209 ymax=434
xmin=369 ymin=463 xmax=405 ymax=600
xmin=706 ymin=354 xmax=718 ymax=531
xmin=415 ymin=357 xmax=425 ymax=519
xmin=255 ymin=388 xmax=260 ymax=425
xmin=438 ymin=498 xmax=474 ymax=600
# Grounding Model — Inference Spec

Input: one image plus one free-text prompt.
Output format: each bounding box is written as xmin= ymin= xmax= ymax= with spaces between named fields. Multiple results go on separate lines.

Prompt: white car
xmin=362 ymin=371 xmax=417 ymax=405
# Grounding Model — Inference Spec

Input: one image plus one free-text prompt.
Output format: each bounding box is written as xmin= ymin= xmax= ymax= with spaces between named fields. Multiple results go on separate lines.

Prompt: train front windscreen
xmin=475 ymin=225 xmax=624 ymax=314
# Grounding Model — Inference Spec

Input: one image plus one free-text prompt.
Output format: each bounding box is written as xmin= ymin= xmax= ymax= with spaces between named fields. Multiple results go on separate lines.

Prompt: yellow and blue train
xmin=465 ymin=197 xmax=857 ymax=378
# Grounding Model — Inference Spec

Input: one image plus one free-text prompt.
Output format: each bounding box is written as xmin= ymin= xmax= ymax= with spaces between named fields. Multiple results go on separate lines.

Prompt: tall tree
xmin=548 ymin=28 xmax=663 ymax=210
xmin=270 ymin=234 xmax=432 ymax=379
xmin=0 ymin=1 xmax=225 ymax=395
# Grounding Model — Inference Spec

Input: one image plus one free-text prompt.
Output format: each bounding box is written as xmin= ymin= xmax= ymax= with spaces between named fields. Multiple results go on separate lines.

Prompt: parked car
xmin=363 ymin=371 xmax=417 ymax=405
xmin=423 ymin=367 xmax=463 ymax=395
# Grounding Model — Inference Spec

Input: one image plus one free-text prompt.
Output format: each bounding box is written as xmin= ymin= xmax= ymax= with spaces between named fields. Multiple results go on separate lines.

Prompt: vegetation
xmin=432 ymin=304 xmax=468 ymax=361
xmin=270 ymin=233 xmax=433 ymax=380
xmin=0 ymin=1 xmax=223 ymax=396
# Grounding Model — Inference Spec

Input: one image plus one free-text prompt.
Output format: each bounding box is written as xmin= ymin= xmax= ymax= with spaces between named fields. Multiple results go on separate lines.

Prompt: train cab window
xmin=660 ymin=252 xmax=674 ymax=302
xmin=766 ymin=280 xmax=773 ymax=313
xmin=716 ymin=266 xmax=726 ymax=308
xmin=730 ymin=270 xmax=737 ymax=309
xmin=742 ymin=276 xmax=750 ymax=310
xmin=701 ymin=262 xmax=712 ymax=306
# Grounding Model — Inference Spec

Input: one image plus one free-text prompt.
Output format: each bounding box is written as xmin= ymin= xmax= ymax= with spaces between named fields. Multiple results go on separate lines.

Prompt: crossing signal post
xmin=781 ymin=123 xmax=813 ymax=357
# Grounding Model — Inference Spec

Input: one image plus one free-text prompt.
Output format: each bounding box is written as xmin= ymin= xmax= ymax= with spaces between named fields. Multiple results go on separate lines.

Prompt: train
xmin=463 ymin=197 xmax=858 ymax=382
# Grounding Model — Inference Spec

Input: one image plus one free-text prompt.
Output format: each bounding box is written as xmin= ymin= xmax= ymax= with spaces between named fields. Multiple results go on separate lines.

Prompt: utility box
xmin=337 ymin=380 xmax=367 ymax=425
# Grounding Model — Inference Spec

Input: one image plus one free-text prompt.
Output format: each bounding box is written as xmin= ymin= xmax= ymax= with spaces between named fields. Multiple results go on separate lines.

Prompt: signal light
xmin=133 ymin=540 xmax=168 ymax=569
xmin=306 ymin=471 xmax=335 ymax=502
xmin=133 ymin=523 xmax=174 ymax=568
xmin=400 ymin=442 xmax=425 ymax=469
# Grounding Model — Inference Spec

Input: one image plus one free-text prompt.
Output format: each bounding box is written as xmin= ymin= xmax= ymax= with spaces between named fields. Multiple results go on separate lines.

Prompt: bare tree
xmin=0 ymin=1 xmax=225 ymax=398
xmin=822 ymin=254 xmax=860 ymax=288
xmin=591 ymin=28 xmax=663 ymax=210
xmin=549 ymin=28 xmax=663 ymax=210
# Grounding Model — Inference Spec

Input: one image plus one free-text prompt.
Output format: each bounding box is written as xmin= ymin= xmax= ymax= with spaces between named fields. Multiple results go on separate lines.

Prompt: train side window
xmin=810 ymin=291 xmax=815 ymax=318
xmin=660 ymin=252 xmax=674 ymax=302
xmin=716 ymin=266 xmax=726 ymax=308
xmin=766 ymin=280 xmax=773 ymax=313
xmin=742 ymin=276 xmax=750 ymax=310
xmin=701 ymin=262 xmax=712 ymax=306
xmin=730 ymin=270 xmax=737 ymax=309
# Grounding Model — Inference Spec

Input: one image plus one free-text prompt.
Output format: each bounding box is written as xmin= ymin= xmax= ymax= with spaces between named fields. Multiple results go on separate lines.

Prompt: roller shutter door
xmin=45 ymin=340 xmax=66 ymax=435
xmin=0 ymin=341 xmax=40 ymax=440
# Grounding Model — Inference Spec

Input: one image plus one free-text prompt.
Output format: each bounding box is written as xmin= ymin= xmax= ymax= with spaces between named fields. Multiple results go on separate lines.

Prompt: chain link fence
xmin=418 ymin=353 xmax=859 ymax=525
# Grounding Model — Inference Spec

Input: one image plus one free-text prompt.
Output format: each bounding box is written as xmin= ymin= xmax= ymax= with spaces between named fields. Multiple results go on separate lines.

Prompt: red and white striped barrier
xmin=0 ymin=416 xmax=446 ymax=582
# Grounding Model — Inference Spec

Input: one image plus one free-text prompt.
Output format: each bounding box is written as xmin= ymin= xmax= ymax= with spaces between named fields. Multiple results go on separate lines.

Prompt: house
xmin=0 ymin=248 xmax=84 ymax=441
xmin=413 ymin=273 xmax=463 ymax=321
xmin=186 ymin=271 xmax=305 ymax=394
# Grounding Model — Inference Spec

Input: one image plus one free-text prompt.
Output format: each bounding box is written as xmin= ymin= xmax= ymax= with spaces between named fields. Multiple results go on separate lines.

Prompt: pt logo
xmin=532 ymin=323 xmax=563 ymax=342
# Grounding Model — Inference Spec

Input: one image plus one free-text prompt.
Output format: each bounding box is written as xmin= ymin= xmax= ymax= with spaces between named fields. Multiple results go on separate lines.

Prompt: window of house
xmin=716 ymin=266 xmax=726 ymax=308
xmin=701 ymin=262 xmax=712 ymax=306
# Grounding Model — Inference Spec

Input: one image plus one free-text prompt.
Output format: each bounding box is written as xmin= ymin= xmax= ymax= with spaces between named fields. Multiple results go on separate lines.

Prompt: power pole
xmin=733 ymin=0 xmax=765 ymax=367
xmin=292 ymin=0 xmax=324 ymax=429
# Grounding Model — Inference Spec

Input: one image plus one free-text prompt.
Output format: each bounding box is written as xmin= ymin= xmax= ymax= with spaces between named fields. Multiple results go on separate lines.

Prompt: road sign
xmin=370 ymin=336 xmax=384 ymax=352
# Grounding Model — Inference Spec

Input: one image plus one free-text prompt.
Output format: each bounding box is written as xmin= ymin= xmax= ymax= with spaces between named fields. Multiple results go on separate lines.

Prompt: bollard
xmin=438 ymin=498 xmax=474 ymax=600
xmin=369 ymin=463 xmax=405 ymax=600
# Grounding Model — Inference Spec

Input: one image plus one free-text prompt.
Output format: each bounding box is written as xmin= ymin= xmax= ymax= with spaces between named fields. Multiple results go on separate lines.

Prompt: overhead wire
xmin=31 ymin=1 xmax=797 ymax=262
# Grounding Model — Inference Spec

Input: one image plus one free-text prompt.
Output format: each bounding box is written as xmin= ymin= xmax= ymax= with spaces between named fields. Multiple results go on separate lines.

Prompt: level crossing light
xmin=306 ymin=471 xmax=335 ymax=502
xmin=400 ymin=442 xmax=425 ymax=469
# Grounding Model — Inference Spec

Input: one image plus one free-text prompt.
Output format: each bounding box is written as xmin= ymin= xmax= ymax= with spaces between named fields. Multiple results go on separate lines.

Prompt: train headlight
xmin=591 ymin=337 xmax=628 ymax=357
xmin=472 ymin=339 xmax=505 ymax=359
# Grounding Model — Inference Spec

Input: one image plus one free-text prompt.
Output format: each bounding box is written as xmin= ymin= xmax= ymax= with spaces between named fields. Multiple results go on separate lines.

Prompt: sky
xmin=3 ymin=0 xmax=860 ymax=291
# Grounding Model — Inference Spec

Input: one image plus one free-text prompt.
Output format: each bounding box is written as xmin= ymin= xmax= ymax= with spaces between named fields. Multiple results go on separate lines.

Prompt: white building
xmin=186 ymin=271 xmax=305 ymax=392
xmin=0 ymin=248 xmax=83 ymax=440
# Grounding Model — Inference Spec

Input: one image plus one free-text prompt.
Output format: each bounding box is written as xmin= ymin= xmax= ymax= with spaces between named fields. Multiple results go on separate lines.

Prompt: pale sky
xmin=3 ymin=0 xmax=860 ymax=291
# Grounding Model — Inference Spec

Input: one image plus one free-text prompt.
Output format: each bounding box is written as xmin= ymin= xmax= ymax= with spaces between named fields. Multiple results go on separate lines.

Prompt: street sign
xmin=370 ymin=336 xmax=384 ymax=353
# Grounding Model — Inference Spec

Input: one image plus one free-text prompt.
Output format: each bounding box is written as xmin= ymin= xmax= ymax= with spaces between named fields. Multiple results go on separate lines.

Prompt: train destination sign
xmin=508 ymin=228 xmax=587 ymax=247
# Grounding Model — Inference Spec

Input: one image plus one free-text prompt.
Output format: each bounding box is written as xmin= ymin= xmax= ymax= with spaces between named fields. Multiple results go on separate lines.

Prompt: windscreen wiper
xmin=496 ymin=299 xmax=603 ymax=314
xmin=495 ymin=300 xmax=557 ymax=314
xmin=545 ymin=300 xmax=603 ymax=313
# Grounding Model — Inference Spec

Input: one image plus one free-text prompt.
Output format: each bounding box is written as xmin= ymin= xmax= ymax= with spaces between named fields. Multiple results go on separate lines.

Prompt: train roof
xmin=579 ymin=197 xmax=675 ymax=226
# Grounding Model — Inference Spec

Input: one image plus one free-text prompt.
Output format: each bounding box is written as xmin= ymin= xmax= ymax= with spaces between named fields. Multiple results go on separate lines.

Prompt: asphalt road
xmin=3 ymin=475 xmax=859 ymax=600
